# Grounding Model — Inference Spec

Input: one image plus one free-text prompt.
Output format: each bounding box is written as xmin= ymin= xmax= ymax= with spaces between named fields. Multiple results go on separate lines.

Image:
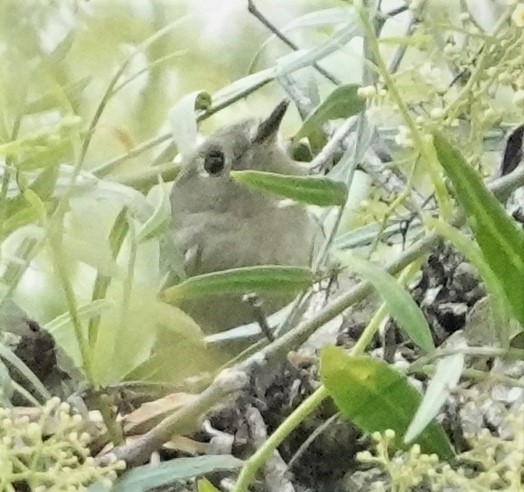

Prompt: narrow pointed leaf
xmin=320 ymin=346 xmax=454 ymax=459
xmin=294 ymin=84 xmax=365 ymax=140
xmin=248 ymin=7 xmax=353 ymax=73
xmin=162 ymin=265 xmax=313 ymax=302
xmin=230 ymin=170 xmax=347 ymax=207
xmin=433 ymin=131 xmax=524 ymax=326
xmin=404 ymin=350 xmax=464 ymax=444
xmin=340 ymin=253 xmax=434 ymax=352
xmin=110 ymin=455 xmax=242 ymax=492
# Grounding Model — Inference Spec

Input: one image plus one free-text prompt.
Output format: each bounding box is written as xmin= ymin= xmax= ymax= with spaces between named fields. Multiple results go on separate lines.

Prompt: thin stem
xmin=443 ymin=7 xmax=513 ymax=121
xmin=234 ymin=250 xmax=423 ymax=491
xmin=233 ymin=385 xmax=329 ymax=492
xmin=93 ymin=74 xmax=273 ymax=177
xmin=247 ymin=0 xmax=340 ymax=85
xmin=49 ymin=233 xmax=94 ymax=385
xmin=357 ymin=5 xmax=453 ymax=219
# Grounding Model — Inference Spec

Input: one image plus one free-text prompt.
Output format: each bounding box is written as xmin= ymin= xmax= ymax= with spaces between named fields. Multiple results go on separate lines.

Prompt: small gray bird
xmin=170 ymin=100 xmax=317 ymax=333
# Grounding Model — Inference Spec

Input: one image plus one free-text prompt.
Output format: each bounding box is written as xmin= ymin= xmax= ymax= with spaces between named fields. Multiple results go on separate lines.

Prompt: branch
xmin=247 ymin=0 xmax=340 ymax=85
xmin=99 ymin=164 xmax=524 ymax=468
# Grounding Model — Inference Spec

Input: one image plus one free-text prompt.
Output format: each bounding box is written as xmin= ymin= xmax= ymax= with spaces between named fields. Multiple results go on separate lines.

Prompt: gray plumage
xmin=170 ymin=101 xmax=317 ymax=333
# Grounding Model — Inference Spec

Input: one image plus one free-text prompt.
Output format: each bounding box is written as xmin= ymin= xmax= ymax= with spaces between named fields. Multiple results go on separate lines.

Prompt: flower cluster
xmin=370 ymin=3 xmax=524 ymax=162
xmin=357 ymin=404 xmax=524 ymax=491
xmin=0 ymin=397 xmax=125 ymax=491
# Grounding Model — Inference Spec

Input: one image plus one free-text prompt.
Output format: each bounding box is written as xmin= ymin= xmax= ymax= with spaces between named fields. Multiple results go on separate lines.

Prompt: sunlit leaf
xmin=24 ymin=78 xmax=91 ymax=114
xmin=91 ymin=286 xmax=203 ymax=386
xmin=320 ymin=346 xmax=454 ymax=459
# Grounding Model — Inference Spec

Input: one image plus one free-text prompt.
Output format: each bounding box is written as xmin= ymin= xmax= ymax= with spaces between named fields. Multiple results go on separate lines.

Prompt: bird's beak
xmin=253 ymin=99 xmax=289 ymax=143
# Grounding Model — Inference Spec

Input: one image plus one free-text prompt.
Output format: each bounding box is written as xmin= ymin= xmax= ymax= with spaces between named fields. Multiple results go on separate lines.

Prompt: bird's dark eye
xmin=204 ymin=149 xmax=225 ymax=175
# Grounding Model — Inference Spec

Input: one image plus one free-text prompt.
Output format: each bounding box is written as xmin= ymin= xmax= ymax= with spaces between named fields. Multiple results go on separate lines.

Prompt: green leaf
xmin=405 ymin=350 xmax=464 ymax=444
xmin=432 ymin=132 xmax=524 ymax=327
xmin=294 ymin=84 xmax=365 ymax=140
xmin=230 ymin=170 xmax=348 ymax=207
xmin=109 ymin=455 xmax=242 ymax=492
xmin=136 ymin=184 xmax=171 ymax=243
xmin=29 ymin=165 xmax=60 ymax=202
xmin=320 ymin=346 xmax=454 ymax=459
xmin=90 ymin=287 xmax=203 ymax=386
xmin=162 ymin=266 xmax=313 ymax=303
xmin=1 ymin=205 xmax=43 ymax=239
xmin=197 ymin=478 xmax=221 ymax=492
xmin=340 ymin=253 xmax=434 ymax=353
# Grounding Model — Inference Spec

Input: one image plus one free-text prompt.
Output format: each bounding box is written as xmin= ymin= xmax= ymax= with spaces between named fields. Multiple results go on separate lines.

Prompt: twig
xmin=93 ymin=74 xmax=273 ymax=177
xmin=98 ymin=164 xmax=524 ymax=470
xmin=246 ymin=407 xmax=295 ymax=492
xmin=97 ymin=368 xmax=248 ymax=467
xmin=247 ymin=0 xmax=340 ymax=85
xmin=244 ymin=294 xmax=275 ymax=342
xmin=286 ymin=413 xmax=338 ymax=471
xmin=232 ymin=165 xmax=524 ymax=492
xmin=308 ymin=117 xmax=358 ymax=173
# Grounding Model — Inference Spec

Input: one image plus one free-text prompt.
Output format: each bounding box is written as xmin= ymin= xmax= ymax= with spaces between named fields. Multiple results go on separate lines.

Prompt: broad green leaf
xmin=230 ymin=170 xmax=348 ymax=207
xmin=197 ymin=477 xmax=221 ymax=492
xmin=294 ymin=84 xmax=365 ymax=140
xmin=320 ymin=346 xmax=454 ymax=459
xmin=405 ymin=349 xmax=464 ymax=444
xmin=432 ymin=132 xmax=524 ymax=327
xmin=46 ymin=299 xmax=115 ymax=369
xmin=339 ymin=253 xmax=434 ymax=353
xmin=110 ymin=455 xmax=242 ymax=492
xmin=162 ymin=266 xmax=313 ymax=303
xmin=91 ymin=286 xmax=203 ymax=386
